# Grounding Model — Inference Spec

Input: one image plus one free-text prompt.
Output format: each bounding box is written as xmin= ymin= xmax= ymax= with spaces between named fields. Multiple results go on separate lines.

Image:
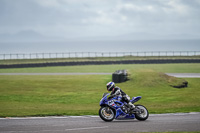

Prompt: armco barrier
xmin=0 ymin=59 xmax=200 ymax=68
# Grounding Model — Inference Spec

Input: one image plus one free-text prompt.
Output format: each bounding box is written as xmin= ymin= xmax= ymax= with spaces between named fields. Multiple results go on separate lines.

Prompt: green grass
xmin=0 ymin=75 xmax=110 ymax=117
xmin=0 ymin=63 xmax=200 ymax=73
xmin=124 ymin=131 xmax=200 ymax=133
xmin=0 ymin=63 xmax=200 ymax=117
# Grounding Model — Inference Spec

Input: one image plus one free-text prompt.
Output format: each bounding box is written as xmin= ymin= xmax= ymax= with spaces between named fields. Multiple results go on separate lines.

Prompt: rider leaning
xmin=106 ymin=81 xmax=135 ymax=109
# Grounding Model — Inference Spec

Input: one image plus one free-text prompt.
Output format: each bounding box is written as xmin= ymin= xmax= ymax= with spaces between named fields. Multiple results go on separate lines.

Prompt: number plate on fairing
xmin=108 ymin=100 xmax=115 ymax=107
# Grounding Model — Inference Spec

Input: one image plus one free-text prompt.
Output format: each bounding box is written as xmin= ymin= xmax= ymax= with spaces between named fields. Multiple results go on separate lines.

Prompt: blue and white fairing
xmin=99 ymin=93 xmax=142 ymax=119
xmin=130 ymin=96 xmax=142 ymax=103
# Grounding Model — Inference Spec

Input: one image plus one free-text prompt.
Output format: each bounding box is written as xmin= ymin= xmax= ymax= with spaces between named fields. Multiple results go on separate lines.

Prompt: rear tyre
xmin=99 ymin=106 xmax=115 ymax=122
xmin=134 ymin=104 xmax=149 ymax=121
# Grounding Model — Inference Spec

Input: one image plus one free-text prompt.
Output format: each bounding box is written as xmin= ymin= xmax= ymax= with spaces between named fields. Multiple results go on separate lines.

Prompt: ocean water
xmin=0 ymin=40 xmax=200 ymax=54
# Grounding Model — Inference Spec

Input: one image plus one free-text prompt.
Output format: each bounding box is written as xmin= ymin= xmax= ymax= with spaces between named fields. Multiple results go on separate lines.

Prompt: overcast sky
xmin=0 ymin=0 xmax=200 ymax=40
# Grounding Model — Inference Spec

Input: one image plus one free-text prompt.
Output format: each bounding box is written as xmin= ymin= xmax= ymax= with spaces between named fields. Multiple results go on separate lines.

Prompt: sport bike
xmin=99 ymin=93 xmax=149 ymax=122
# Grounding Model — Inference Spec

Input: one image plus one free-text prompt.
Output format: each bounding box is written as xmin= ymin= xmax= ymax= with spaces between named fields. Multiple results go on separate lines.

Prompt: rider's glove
xmin=108 ymin=94 xmax=116 ymax=100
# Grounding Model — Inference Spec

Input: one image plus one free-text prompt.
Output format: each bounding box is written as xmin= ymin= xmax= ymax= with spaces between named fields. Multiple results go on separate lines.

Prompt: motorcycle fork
xmin=105 ymin=107 xmax=112 ymax=114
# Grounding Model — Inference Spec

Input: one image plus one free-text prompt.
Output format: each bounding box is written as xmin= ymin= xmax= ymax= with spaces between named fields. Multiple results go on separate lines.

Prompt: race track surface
xmin=0 ymin=73 xmax=200 ymax=78
xmin=0 ymin=113 xmax=200 ymax=133
xmin=166 ymin=73 xmax=200 ymax=78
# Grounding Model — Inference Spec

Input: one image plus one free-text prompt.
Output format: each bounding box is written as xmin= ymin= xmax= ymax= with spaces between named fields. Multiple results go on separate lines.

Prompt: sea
xmin=1 ymin=40 xmax=200 ymax=53
xmin=0 ymin=40 xmax=200 ymax=59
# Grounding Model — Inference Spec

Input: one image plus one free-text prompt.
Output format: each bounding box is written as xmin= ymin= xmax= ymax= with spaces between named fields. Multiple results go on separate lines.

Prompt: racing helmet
xmin=106 ymin=82 xmax=115 ymax=91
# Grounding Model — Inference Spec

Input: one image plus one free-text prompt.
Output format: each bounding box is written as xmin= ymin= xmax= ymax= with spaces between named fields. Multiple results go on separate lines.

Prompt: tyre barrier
xmin=0 ymin=59 xmax=200 ymax=69
xmin=112 ymin=70 xmax=128 ymax=83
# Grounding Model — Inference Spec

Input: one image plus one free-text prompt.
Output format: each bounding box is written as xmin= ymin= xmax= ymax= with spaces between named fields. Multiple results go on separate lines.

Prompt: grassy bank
xmin=0 ymin=63 xmax=200 ymax=73
xmin=0 ymin=63 xmax=200 ymax=117
xmin=130 ymin=131 xmax=200 ymax=133
xmin=0 ymin=75 xmax=110 ymax=117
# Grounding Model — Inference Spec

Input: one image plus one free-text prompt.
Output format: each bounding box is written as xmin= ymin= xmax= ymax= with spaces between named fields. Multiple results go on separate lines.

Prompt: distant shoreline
xmin=1 ymin=39 xmax=200 ymax=54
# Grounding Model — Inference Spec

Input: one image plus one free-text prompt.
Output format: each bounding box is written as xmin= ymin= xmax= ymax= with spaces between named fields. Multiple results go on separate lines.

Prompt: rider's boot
xmin=128 ymin=102 xmax=135 ymax=109
xmin=129 ymin=102 xmax=140 ymax=113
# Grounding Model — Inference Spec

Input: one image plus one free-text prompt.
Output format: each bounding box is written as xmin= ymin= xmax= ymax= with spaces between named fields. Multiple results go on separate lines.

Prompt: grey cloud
xmin=0 ymin=0 xmax=200 ymax=40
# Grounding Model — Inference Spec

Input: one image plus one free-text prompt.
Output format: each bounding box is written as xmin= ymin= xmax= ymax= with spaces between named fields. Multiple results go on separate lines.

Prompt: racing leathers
xmin=109 ymin=86 xmax=135 ymax=109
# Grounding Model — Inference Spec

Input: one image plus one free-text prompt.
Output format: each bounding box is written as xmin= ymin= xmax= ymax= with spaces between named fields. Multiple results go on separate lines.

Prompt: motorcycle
xmin=99 ymin=93 xmax=149 ymax=122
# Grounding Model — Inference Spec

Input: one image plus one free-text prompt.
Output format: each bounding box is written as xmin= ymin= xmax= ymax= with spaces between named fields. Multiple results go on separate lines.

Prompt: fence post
xmin=2 ymin=51 xmax=198 ymax=60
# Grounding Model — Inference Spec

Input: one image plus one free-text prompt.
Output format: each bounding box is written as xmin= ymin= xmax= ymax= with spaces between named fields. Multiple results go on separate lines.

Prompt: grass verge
xmin=0 ymin=64 xmax=200 ymax=117
xmin=125 ymin=131 xmax=200 ymax=133
xmin=0 ymin=63 xmax=200 ymax=73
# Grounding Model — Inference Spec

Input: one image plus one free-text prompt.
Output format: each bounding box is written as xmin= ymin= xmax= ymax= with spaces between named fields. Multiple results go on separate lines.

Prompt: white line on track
xmin=150 ymin=112 xmax=200 ymax=116
xmin=65 ymin=126 xmax=109 ymax=131
xmin=0 ymin=112 xmax=199 ymax=120
xmin=1 ymin=126 xmax=109 ymax=133
xmin=0 ymin=115 xmax=97 ymax=120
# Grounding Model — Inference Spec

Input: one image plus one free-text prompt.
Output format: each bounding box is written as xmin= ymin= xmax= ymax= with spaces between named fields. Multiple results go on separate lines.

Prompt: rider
xmin=106 ymin=81 xmax=135 ymax=109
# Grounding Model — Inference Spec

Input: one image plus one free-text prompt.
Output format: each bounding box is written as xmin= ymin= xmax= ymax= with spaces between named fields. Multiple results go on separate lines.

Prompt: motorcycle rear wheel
xmin=99 ymin=106 xmax=115 ymax=122
xmin=134 ymin=104 xmax=149 ymax=121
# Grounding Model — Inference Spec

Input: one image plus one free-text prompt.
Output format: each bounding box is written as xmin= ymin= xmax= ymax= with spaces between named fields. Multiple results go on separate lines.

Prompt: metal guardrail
xmin=0 ymin=51 xmax=200 ymax=60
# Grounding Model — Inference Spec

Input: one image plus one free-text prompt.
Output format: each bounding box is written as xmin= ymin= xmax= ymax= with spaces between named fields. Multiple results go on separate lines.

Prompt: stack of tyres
xmin=112 ymin=70 xmax=128 ymax=83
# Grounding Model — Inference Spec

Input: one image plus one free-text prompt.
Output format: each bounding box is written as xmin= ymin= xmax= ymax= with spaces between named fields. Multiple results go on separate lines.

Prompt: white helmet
xmin=106 ymin=82 xmax=115 ymax=91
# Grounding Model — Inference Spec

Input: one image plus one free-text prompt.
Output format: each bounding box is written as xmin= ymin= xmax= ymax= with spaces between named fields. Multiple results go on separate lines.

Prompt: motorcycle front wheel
xmin=134 ymin=104 xmax=149 ymax=121
xmin=99 ymin=106 xmax=115 ymax=122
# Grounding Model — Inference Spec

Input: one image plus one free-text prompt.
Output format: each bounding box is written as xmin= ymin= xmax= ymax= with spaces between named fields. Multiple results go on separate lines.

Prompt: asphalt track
xmin=0 ymin=73 xmax=200 ymax=78
xmin=0 ymin=113 xmax=200 ymax=133
xmin=166 ymin=73 xmax=200 ymax=78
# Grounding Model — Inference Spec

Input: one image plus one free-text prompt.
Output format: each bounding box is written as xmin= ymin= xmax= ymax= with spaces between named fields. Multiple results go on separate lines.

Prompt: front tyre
xmin=99 ymin=106 xmax=115 ymax=122
xmin=134 ymin=105 xmax=149 ymax=121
